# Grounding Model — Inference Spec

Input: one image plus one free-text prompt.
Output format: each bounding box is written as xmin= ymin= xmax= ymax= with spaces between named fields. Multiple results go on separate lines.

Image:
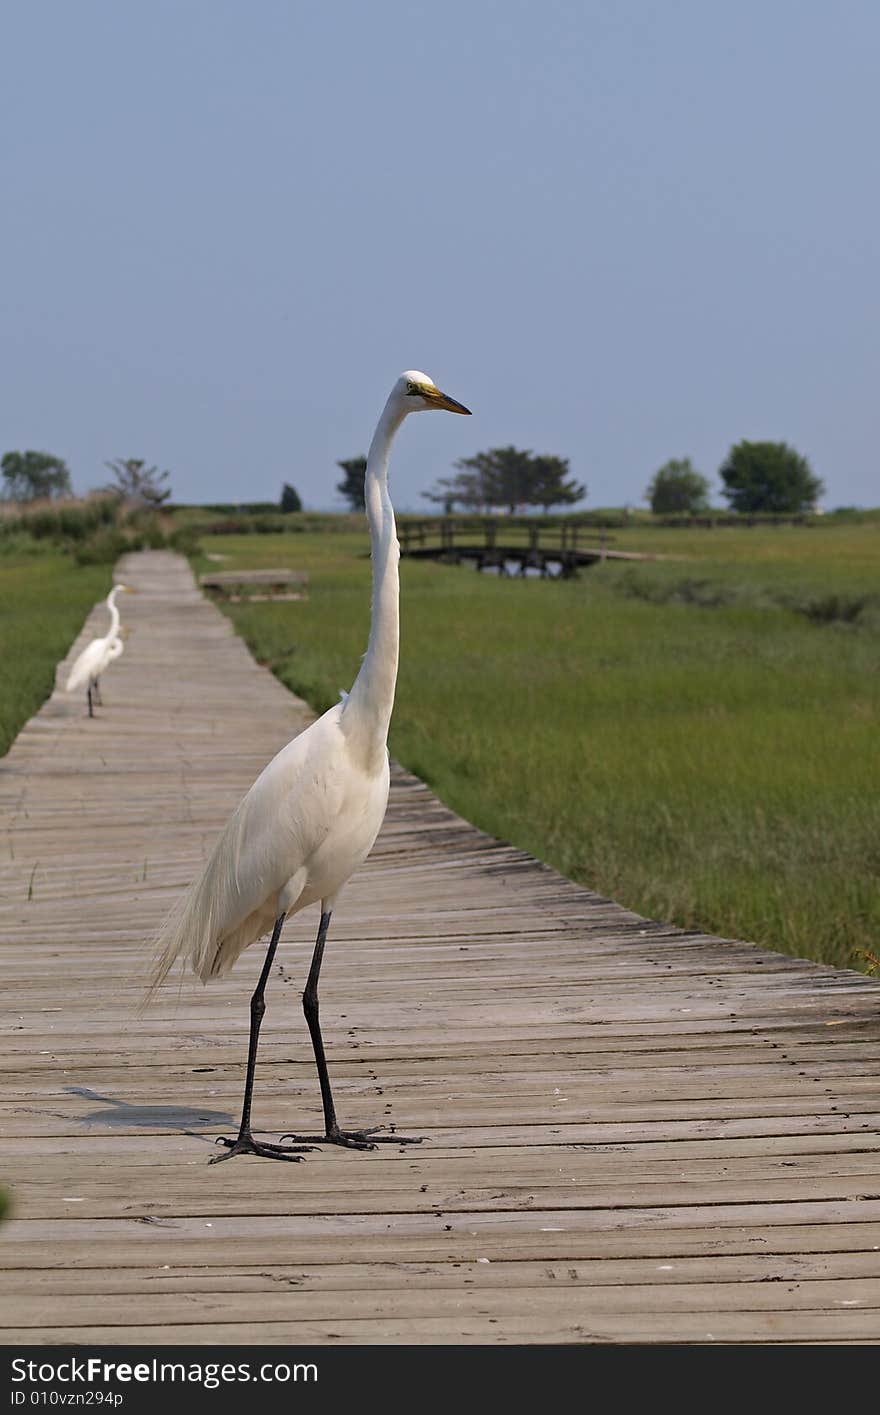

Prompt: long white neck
xmin=106 ymin=587 xmax=122 ymax=640
xmin=342 ymin=395 xmax=406 ymax=770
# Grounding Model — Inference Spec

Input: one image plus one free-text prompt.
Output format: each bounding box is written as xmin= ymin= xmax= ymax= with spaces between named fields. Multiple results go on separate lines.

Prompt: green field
xmin=2 ymin=517 xmax=877 ymax=974
xmin=193 ymin=518 xmax=880 ymax=973
xmin=0 ymin=548 xmax=111 ymax=754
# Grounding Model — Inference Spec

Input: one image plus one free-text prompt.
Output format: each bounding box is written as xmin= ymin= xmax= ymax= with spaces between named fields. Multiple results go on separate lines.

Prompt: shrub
xmin=73 ymin=530 xmax=130 ymax=565
xmin=1 ymin=497 xmax=121 ymax=545
xmin=797 ymin=594 xmax=870 ymax=625
xmin=168 ymin=525 xmax=201 ymax=556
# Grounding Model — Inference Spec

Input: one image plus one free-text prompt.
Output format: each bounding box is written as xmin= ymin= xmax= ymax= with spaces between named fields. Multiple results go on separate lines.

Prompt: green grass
xmin=194 ymin=518 xmax=880 ymax=973
xmin=4 ymin=516 xmax=875 ymax=975
xmin=0 ymin=547 xmax=111 ymax=755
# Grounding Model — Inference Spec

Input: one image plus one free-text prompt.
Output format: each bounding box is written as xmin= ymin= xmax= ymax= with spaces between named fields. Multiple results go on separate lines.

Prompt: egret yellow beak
xmin=428 ymin=388 xmax=471 ymax=415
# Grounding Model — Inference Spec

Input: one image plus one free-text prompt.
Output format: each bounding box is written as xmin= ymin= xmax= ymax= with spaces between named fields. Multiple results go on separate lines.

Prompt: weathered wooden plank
xmin=8 ymin=1144 xmax=880 ymax=1189
xmin=8 ymin=1178 xmax=880 ymax=1223
xmin=4 ymin=1276 xmax=880 ymax=1332
xmin=6 ymin=1197 xmax=880 ymax=1247
xmin=1 ymin=1312 xmax=877 ymax=1345
xmin=4 ymin=1129 xmax=878 ymax=1165
xmin=7 ymin=1249 xmax=880 ymax=1295
xmin=1 ymin=1096 xmax=876 ymax=1141
xmin=5 ymin=1220 xmax=880 ymax=1274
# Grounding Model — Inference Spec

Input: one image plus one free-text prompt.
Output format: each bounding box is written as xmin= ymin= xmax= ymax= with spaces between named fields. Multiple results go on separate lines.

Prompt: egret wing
xmin=149 ymin=706 xmax=345 ymax=987
xmin=66 ymin=637 xmax=109 ymax=692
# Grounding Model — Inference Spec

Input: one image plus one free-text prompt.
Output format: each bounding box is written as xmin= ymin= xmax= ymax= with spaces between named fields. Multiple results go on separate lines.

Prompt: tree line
xmin=646 ymin=444 xmax=823 ymax=515
xmin=3 ymin=439 xmax=825 ymax=518
xmin=336 ymin=439 xmax=824 ymax=515
xmin=0 ymin=450 xmax=311 ymax=517
xmin=1 ymin=452 xmax=173 ymax=507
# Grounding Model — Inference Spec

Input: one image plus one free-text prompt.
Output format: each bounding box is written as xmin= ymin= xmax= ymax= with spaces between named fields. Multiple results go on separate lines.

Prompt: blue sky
xmin=2 ymin=1 xmax=877 ymax=510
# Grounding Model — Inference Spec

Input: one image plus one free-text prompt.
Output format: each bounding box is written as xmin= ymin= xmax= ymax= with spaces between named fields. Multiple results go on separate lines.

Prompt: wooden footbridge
xmin=399 ymin=519 xmax=655 ymax=576
xmin=1 ymin=550 xmax=879 ymax=1344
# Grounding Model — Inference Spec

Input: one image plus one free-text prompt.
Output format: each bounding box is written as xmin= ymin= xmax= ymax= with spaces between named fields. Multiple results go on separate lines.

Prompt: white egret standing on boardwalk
xmin=149 ymin=371 xmax=471 ymax=1162
xmin=65 ymin=584 xmax=132 ymax=717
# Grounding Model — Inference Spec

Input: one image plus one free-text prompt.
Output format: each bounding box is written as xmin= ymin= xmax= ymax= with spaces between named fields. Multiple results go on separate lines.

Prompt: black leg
xmin=87 ymin=684 xmax=94 ymax=718
xmin=93 ymin=677 xmax=102 ymax=705
xmin=211 ymin=912 xmax=313 ymax=1164
xmin=281 ymin=911 xmax=423 ymax=1151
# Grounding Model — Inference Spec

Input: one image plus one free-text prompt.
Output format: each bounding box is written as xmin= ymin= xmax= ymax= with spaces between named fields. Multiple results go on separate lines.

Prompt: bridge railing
xmin=398 ymin=518 xmax=614 ymax=556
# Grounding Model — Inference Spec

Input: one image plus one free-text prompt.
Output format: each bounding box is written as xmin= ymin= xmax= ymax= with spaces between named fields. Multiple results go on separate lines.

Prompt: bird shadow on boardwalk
xmin=65 ymin=1085 xmax=232 ymax=1132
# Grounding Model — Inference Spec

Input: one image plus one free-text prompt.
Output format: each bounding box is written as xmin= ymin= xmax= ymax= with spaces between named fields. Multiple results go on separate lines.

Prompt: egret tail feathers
xmin=142 ymin=810 xmax=280 ymax=1006
xmin=65 ymin=660 xmax=90 ymax=693
xmin=143 ymin=887 xmax=276 ymax=1010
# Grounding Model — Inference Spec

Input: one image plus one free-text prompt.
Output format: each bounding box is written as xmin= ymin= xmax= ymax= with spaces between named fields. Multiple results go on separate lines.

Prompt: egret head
xmin=396 ymin=370 xmax=471 ymax=416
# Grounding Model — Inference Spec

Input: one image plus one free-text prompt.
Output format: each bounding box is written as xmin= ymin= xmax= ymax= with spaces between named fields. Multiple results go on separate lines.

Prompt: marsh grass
xmin=5 ymin=512 xmax=875 ymax=971
xmin=193 ymin=519 xmax=879 ymax=972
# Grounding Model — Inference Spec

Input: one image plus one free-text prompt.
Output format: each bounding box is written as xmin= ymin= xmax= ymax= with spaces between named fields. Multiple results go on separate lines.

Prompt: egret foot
xmin=281 ymin=1125 xmax=423 ymax=1152
xmin=209 ymin=1133 xmax=313 ymax=1164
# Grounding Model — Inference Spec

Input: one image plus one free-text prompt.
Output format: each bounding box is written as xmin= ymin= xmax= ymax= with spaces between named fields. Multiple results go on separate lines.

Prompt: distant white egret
xmin=65 ymin=584 xmax=132 ymax=716
xmin=149 ymin=371 xmax=471 ymax=1162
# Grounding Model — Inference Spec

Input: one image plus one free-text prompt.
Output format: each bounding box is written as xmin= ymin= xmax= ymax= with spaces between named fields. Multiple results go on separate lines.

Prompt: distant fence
xmin=398 ymin=512 xmax=824 ymax=544
xmin=654 ymin=513 xmax=815 ymax=528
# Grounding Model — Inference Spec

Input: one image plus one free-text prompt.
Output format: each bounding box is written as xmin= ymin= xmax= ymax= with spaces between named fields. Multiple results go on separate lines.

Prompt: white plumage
xmin=151 ymin=702 xmax=390 ymax=985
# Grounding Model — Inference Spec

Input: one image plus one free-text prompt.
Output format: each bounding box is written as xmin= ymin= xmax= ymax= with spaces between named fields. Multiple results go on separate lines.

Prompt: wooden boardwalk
xmin=1 ymin=549 xmax=879 ymax=1345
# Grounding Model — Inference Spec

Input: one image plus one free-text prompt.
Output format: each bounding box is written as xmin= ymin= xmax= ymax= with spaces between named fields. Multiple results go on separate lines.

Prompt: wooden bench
xmin=198 ymin=568 xmax=308 ymax=602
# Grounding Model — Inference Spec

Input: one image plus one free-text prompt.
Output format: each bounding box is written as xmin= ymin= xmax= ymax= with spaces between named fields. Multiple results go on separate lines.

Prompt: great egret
xmin=149 ymin=371 xmax=471 ymax=1162
xmin=65 ymin=584 xmax=132 ymax=717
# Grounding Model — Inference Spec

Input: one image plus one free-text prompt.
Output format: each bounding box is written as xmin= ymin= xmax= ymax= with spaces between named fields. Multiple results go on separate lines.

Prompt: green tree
xmin=528 ymin=454 xmax=587 ymax=511
xmin=421 ymin=469 xmax=486 ymax=513
xmin=476 ymin=446 xmax=533 ymax=513
xmin=280 ymin=482 xmax=302 ymax=512
xmin=1 ymin=450 xmax=72 ymax=502
xmin=104 ymin=458 xmax=172 ymax=507
xmin=720 ymin=441 xmax=823 ymax=514
xmin=336 ymin=456 xmax=367 ymax=511
xmin=426 ymin=446 xmax=585 ymax=514
xmin=645 ymin=457 xmax=711 ymax=514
